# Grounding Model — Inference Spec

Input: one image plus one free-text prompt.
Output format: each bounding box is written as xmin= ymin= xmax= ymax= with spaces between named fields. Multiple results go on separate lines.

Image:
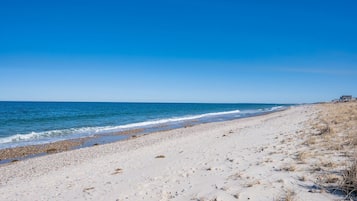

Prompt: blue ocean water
xmin=0 ymin=102 xmax=289 ymax=148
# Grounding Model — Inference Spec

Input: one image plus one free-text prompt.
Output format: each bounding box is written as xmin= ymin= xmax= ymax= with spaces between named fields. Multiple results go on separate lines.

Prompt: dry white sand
xmin=0 ymin=105 xmax=343 ymax=200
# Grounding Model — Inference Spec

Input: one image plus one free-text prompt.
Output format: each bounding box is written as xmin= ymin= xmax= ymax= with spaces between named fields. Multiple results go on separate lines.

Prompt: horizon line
xmin=0 ymin=100 xmax=299 ymax=105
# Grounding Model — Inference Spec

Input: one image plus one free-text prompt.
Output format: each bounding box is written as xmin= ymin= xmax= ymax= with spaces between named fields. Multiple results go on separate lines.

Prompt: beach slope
xmin=0 ymin=104 xmax=353 ymax=201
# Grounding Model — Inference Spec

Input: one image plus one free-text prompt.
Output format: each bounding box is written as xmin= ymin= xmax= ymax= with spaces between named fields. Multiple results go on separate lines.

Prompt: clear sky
xmin=0 ymin=0 xmax=356 ymax=103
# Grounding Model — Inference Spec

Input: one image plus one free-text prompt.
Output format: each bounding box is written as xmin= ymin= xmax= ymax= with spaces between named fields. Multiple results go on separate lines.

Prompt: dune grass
xmin=312 ymin=102 xmax=357 ymax=199
xmin=341 ymin=159 xmax=357 ymax=197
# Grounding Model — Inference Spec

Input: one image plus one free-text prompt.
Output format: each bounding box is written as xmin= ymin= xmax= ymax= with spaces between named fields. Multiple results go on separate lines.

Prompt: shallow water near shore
xmin=0 ymin=102 xmax=289 ymax=149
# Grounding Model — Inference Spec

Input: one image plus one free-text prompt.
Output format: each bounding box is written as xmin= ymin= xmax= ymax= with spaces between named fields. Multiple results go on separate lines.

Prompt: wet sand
xmin=0 ymin=128 xmax=147 ymax=162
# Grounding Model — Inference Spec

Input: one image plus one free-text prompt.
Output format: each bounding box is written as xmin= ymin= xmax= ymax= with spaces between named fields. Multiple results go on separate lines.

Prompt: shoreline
xmin=1 ymin=103 xmax=355 ymax=200
xmin=0 ymin=102 xmax=286 ymax=150
xmin=0 ymin=108 xmax=286 ymax=164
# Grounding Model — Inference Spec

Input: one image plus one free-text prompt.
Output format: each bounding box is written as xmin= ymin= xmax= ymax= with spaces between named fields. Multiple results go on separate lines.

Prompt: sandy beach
xmin=0 ymin=102 xmax=356 ymax=201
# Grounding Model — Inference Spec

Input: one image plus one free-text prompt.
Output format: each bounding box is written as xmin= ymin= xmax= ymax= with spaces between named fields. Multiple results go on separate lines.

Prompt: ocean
xmin=0 ymin=102 xmax=289 ymax=149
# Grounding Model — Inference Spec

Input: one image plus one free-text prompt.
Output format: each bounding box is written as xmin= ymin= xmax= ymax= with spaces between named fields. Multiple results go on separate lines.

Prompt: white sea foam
xmin=0 ymin=127 xmax=98 ymax=144
xmin=270 ymin=106 xmax=285 ymax=111
xmin=110 ymin=109 xmax=242 ymax=129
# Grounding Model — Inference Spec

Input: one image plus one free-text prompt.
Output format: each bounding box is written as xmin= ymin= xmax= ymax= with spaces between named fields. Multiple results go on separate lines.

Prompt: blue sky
xmin=0 ymin=0 xmax=356 ymax=103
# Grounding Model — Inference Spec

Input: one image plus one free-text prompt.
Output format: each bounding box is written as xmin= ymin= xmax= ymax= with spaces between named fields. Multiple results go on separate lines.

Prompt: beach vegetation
xmin=303 ymin=102 xmax=357 ymax=200
xmin=340 ymin=160 xmax=357 ymax=198
xmin=298 ymin=176 xmax=306 ymax=182
xmin=295 ymin=151 xmax=309 ymax=163
xmin=274 ymin=189 xmax=296 ymax=201
xmin=282 ymin=165 xmax=296 ymax=172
